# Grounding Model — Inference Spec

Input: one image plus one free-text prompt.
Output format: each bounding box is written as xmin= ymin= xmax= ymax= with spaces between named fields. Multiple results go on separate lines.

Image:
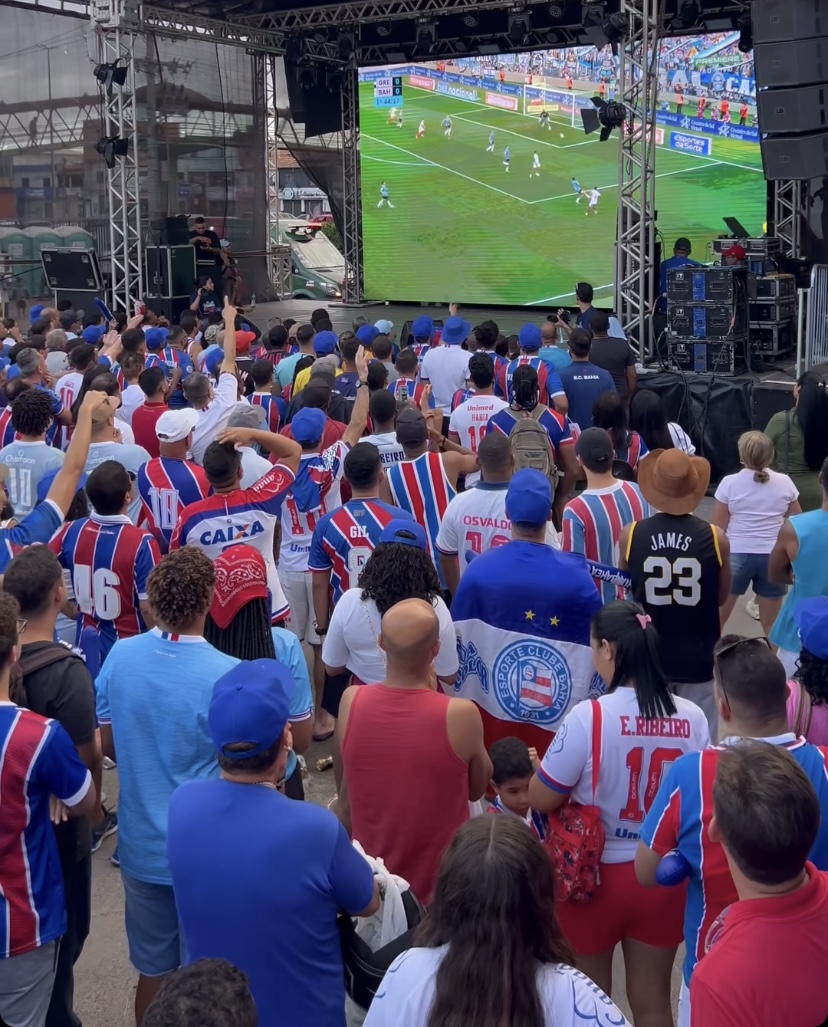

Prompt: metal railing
xmin=804 ymin=265 xmax=828 ymax=372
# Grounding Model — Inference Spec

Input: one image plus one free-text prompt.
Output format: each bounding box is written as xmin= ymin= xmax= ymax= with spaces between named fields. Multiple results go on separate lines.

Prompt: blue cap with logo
xmin=81 ymin=325 xmax=104 ymax=346
xmin=379 ymin=519 xmax=427 ymax=549
xmin=795 ymin=597 xmax=828 ymax=660
xmin=518 ymin=323 xmax=542 ymax=351
xmin=208 ymin=659 xmax=293 ymax=759
xmin=505 ymin=468 xmax=552 ymax=526
xmin=313 ymin=330 xmax=338 ymax=356
xmin=291 ymin=406 xmax=326 ymax=445
xmin=357 ymin=324 xmax=380 ymax=347
xmin=411 ymin=315 xmax=434 ymax=341
xmin=441 ymin=315 xmax=472 ymax=346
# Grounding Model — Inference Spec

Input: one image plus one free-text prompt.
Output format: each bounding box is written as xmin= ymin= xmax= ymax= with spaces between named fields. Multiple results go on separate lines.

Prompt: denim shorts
xmin=121 ymin=872 xmax=183 ymax=977
xmin=730 ymin=552 xmax=787 ymax=599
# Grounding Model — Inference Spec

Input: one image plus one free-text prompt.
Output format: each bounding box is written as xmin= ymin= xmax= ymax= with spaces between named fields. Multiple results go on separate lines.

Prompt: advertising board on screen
xmin=358 ymin=35 xmax=764 ymax=307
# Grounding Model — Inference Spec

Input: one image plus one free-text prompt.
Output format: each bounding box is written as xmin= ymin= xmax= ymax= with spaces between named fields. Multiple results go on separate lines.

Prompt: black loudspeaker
xmin=751 ymin=0 xmax=826 ymax=44
xmin=754 ymin=38 xmax=828 ymax=88
xmin=284 ymin=66 xmax=342 ymax=137
xmin=760 ymin=133 xmax=828 ymax=180
xmin=756 ymin=85 xmax=828 ymax=135
xmin=144 ymin=246 xmax=196 ymax=298
xmin=40 ymin=248 xmax=104 ymax=291
xmin=150 ymin=216 xmax=190 ymax=247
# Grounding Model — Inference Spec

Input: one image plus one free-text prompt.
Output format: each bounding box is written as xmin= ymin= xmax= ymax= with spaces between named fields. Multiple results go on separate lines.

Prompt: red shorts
xmin=555 ymin=860 xmax=685 ymax=955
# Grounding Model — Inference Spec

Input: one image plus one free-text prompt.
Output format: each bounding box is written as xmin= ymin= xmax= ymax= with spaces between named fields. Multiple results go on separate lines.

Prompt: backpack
xmin=506 ymin=406 xmax=558 ymax=496
xmin=545 ymin=700 xmax=605 ymax=904
xmin=10 ymin=642 xmax=85 ymax=707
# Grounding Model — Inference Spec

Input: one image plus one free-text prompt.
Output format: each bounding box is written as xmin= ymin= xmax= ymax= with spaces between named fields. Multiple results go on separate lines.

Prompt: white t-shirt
xmin=191 ymin=372 xmax=238 ymax=465
xmin=714 ymin=467 xmax=799 ymax=554
xmin=589 ymin=189 xmax=601 ymax=204
xmin=118 ymin=384 xmax=144 ymax=426
xmin=84 ymin=440 xmax=152 ymax=524
xmin=239 ymin=446 xmax=273 ymax=489
xmin=363 ymin=947 xmax=630 ymax=1027
xmin=668 ymin=422 xmax=695 ymax=454
xmin=420 ymin=346 xmax=470 ymax=414
xmin=538 ymin=688 xmax=710 ymax=862
xmin=362 ymin=431 xmax=406 ymax=467
xmin=448 ymin=393 xmax=508 ymax=485
xmin=322 ymin=588 xmax=458 ymax=683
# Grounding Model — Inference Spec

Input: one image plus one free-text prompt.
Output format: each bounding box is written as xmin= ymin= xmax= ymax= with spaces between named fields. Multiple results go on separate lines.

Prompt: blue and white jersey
xmin=572 ymin=178 xmax=582 ymax=193
xmin=380 ymin=183 xmax=389 ymax=199
xmin=503 ymin=147 xmax=511 ymax=162
xmin=488 ymin=130 xmax=495 ymax=144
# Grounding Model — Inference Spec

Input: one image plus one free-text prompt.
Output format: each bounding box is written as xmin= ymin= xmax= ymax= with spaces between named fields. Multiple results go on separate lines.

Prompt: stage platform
xmin=248 ymin=299 xmax=799 ymax=483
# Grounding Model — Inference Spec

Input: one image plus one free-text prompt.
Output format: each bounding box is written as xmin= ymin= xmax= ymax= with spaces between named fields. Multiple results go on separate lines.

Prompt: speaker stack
xmin=753 ymin=0 xmax=828 ymax=179
xmin=665 ymin=266 xmax=751 ymax=376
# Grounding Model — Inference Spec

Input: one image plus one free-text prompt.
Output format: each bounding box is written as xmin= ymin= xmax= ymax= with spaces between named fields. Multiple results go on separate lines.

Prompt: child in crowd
xmin=488 ymin=736 xmax=547 ymax=841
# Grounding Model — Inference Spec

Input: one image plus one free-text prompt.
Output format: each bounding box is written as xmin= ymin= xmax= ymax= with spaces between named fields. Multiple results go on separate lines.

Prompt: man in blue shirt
xmin=167 ymin=660 xmax=378 ymax=1027
xmin=659 ymin=236 xmax=702 ymax=313
xmin=95 ymin=547 xmax=239 ymax=1027
xmin=558 ymin=327 xmax=616 ymax=432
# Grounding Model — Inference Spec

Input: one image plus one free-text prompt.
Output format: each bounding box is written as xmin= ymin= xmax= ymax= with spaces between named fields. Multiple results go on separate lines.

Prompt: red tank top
xmin=341 ymin=685 xmax=469 ymax=905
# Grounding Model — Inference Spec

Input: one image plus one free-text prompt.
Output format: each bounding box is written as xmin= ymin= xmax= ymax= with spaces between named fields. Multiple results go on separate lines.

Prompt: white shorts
xmin=678 ymin=979 xmax=690 ymax=1027
xmin=589 ymin=201 xmax=599 ymax=208
xmin=282 ymin=571 xmax=320 ymax=645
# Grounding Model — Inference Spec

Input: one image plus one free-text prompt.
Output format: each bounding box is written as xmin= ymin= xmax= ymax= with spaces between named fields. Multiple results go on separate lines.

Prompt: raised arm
xmin=220 ymin=296 xmax=237 ymax=376
xmin=342 ymin=347 xmax=371 ymax=448
xmin=217 ymin=425 xmax=302 ymax=476
xmin=47 ymin=392 xmax=116 ymax=516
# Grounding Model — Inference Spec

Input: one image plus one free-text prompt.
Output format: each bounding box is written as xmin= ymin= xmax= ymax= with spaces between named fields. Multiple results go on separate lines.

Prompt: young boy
xmin=488 ymin=736 xmax=547 ymax=841
xmin=249 ymin=359 xmax=285 ymax=433
xmin=690 ymin=743 xmax=828 ymax=1026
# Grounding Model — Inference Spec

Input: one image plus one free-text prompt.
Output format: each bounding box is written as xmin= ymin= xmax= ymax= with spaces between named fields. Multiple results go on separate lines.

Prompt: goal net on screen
xmin=522 ymin=84 xmax=595 ymax=128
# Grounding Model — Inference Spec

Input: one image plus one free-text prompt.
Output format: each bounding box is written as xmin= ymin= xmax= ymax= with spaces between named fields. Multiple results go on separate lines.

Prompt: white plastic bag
xmin=352 ymin=840 xmax=411 ymax=952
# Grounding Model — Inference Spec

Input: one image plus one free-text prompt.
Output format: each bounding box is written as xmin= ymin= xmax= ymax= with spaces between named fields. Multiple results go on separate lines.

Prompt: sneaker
xmin=91 ymin=809 xmax=118 ymax=853
xmin=745 ymin=596 xmax=760 ymax=620
xmin=110 ymin=846 xmax=120 ymax=868
xmin=103 ymin=757 xmax=117 ymax=769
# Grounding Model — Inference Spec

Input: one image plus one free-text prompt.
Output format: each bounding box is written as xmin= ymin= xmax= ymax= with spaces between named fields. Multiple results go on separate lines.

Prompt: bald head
xmin=380 ymin=598 xmax=440 ymax=675
xmin=541 ymin=321 xmax=557 ymax=345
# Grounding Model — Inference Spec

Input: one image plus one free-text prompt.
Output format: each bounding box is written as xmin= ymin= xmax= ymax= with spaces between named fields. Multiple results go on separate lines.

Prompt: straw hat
xmin=637 ymin=448 xmax=711 ymax=516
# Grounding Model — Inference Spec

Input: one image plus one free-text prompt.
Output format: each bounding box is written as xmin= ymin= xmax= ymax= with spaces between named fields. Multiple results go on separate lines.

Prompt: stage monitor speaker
xmin=40 ymin=248 xmax=103 ymax=292
xmin=144 ymin=245 xmax=196 ymax=298
xmin=150 ymin=216 xmax=190 ymax=247
xmin=761 ymin=131 xmax=828 ymax=180
xmin=284 ymin=66 xmax=341 ymax=137
xmin=756 ymin=84 xmax=828 ymax=135
xmin=751 ymin=0 xmax=826 ymax=45
xmin=754 ymin=38 xmax=828 ymax=88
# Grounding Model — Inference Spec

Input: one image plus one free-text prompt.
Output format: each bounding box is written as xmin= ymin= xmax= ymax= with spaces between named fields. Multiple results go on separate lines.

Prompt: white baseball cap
xmin=374 ymin=319 xmax=395 ymax=334
xmin=155 ymin=408 xmax=199 ymax=444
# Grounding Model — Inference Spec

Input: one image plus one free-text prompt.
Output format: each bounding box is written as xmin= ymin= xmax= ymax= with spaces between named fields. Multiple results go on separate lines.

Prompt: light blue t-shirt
xmin=0 ymin=440 xmax=64 ymax=517
xmin=84 ymin=440 xmax=151 ymax=524
xmin=271 ymin=626 xmax=313 ymax=781
xmin=275 ymin=351 xmax=306 ymax=389
xmin=538 ymin=346 xmax=572 ymax=371
xmin=770 ymin=508 xmax=828 ymax=654
xmin=167 ymin=780 xmax=374 ymax=1027
xmin=96 ymin=629 xmax=238 ymax=885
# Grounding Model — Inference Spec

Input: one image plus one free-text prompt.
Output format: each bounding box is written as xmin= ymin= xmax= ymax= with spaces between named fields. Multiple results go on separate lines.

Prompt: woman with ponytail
xmin=765 ymin=370 xmax=828 ymax=510
xmin=712 ymin=431 xmax=800 ymax=635
xmin=529 ymin=600 xmax=710 ymax=1026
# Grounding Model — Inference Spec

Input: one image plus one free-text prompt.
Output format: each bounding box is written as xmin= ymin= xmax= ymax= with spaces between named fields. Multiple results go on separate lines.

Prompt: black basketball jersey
xmin=626 ymin=512 xmax=722 ymax=684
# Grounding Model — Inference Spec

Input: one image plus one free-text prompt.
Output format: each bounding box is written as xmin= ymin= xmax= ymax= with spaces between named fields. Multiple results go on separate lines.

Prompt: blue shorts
xmin=122 ymin=872 xmax=183 ymax=977
xmin=730 ymin=552 xmax=787 ymax=600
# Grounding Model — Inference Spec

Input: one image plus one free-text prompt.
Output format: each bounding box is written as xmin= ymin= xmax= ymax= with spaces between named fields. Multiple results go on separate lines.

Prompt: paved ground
xmin=74 ymin=496 xmax=760 ymax=1026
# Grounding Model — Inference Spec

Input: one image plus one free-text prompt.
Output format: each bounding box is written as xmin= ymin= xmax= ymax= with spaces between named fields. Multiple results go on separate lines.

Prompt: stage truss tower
xmin=615 ymin=0 xmax=660 ymax=357
xmin=341 ymin=66 xmax=362 ymax=304
xmin=93 ymin=0 xmax=143 ymax=314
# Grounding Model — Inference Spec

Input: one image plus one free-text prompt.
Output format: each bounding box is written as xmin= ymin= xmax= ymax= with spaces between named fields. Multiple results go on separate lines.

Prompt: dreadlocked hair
xmin=358 ymin=542 xmax=442 ymax=617
xmin=204 ymin=599 xmax=277 ymax=662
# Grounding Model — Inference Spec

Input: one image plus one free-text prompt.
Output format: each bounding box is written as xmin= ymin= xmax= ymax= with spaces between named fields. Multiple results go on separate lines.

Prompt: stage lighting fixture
xmin=375 ymin=22 xmax=392 ymax=37
xmin=462 ymin=12 xmax=479 ymax=28
xmin=94 ymin=61 xmax=128 ymax=94
xmin=284 ymin=37 xmax=304 ymax=64
xmin=581 ymin=96 xmax=627 ymax=141
xmin=737 ymin=12 xmax=752 ymax=53
xmin=455 ymin=40 xmax=469 ymax=53
xmin=677 ymin=0 xmax=700 ymax=28
xmin=95 ymin=134 xmax=129 ymax=169
xmin=326 ymin=68 xmax=344 ymax=93
xmin=414 ymin=21 xmax=438 ymax=56
xmin=548 ymin=2 xmax=565 ymax=18
xmin=338 ymin=32 xmax=356 ymax=61
xmin=312 ymin=29 xmax=328 ymax=44
xmin=298 ymin=63 xmax=317 ymax=89
xmin=508 ymin=9 xmax=532 ymax=45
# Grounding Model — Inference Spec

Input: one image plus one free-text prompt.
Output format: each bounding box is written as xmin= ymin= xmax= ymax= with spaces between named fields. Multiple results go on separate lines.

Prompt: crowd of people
xmin=1 ymin=291 xmax=827 ymax=1027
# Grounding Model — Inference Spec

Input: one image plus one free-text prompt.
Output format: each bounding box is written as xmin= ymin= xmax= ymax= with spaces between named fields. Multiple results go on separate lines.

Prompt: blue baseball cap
xmin=37 ymin=469 xmax=87 ymax=505
xmin=380 ymin=519 xmax=427 ymax=549
xmin=519 ymin=323 xmax=542 ymax=351
xmin=313 ymin=330 xmax=338 ymax=356
xmin=204 ymin=347 xmax=225 ymax=376
xmin=291 ymin=407 xmax=326 ymax=445
xmin=505 ymin=469 xmax=552 ymax=527
xmin=374 ymin=318 xmax=395 ymax=335
xmin=209 ymin=659 xmax=292 ymax=759
xmin=29 ymin=304 xmax=45 ymax=323
xmin=81 ymin=325 xmax=104 ymax=345
xmin=795 ymin=597 xmax=828 ymax=660
xmin=441 ymin=315 xmax=472 ymax=346
xmin=411 ymin=315 xmax=434 ymax=341
xmin=357 ymin=324 xmax=380 ymax=346
xmin=144 ymin=326 xmax=167 ymax=350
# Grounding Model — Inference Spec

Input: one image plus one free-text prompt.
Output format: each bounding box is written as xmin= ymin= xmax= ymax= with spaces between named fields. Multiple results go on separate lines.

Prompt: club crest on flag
xmin=492 ymin=640 xmax=572 ymax=726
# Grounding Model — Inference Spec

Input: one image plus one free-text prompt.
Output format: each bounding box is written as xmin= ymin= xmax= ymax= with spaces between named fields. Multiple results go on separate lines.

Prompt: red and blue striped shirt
xmin=498 ymin=356 xmax=565 ymax=407
xmin=138 ymin=457 xmax=211 ymax=551
xmin=386 ymin=452 xmax=456 ymax=588
xmin=250 ymin=393 xmax=282 ymax=433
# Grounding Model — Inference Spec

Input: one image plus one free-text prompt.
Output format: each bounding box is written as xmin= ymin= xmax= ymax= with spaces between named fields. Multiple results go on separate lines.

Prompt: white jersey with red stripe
xmin=56 ymin=371 xmax=84 ymax=450
xmin=537 ymin=688 xmax=710 ymax=862
xmin=448 ymin=392 xmax=508 ymax=485
xmin=280 ymin=441 xmax=349 ymax=574
xmin=171 ymin=463 xmax=297 ymax=620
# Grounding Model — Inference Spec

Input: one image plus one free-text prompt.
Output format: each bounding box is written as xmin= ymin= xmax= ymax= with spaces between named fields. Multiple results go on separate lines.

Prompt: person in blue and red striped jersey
xmin=0 ymin=379 xmax=30 ymax=447
xmin=635 ymin=635 xmax=828 ymax=1027
xmin=170 ymin=425 xmax=302 ymax=626
xmin=388 ymin=348 xmax=435 ymax=410
xmin=0 ymin=591 xmax=98 ymax=1026
xmin=153 ymin=326 xmax=194 ymax=410
xmin=50 ymin=460 xmax=161 ymax=660
xmin=249 ymin=360 xmax=285 ymax=433
xmin=406 ymin=315 xmax=436 ymax=367
xmin=260 ymin=324 xmax=298 ymax=369
xmin=487 ymin=364 xmax=577 ymax=524
xmin=137 ymin=409 xmax=210 ymax=552
xmin=497 ymin=324 xmax=568 ymax=414
xmin=562 ymin=428 xmax=650 ymax=603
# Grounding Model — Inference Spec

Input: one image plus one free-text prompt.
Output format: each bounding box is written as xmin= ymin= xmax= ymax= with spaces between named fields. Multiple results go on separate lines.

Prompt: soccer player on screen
xmin=539 ymin=109 xmax=550 ymax=129
xmin=531 ymin=153 xmax=541 ymax=178
xmin=486 ymin=130 xmax=495 ymax=153
xmin=697 ymin=94 xmax=707 ymax=118
xmin=503 ymin=145 xmax=510 ymax=172
xmin=572 ymin=177 xmax=583 ymax=203
xmin=397 ymin=109 xmax=404 ymax=129
xmin=442 ymin=116 xmax=452 ymax=138
xmin=585 ymin=187 xmax=601 ymax=216
xmin=416 ymin=119 xmax=425 ymax=139
xmin=377 ymin=182 xmax=394 ymax=209
xmin=387 ymin=107 xmax=399 ymax=125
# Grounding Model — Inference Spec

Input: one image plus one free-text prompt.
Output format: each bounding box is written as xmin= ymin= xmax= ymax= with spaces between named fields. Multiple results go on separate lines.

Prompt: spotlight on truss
xmin=95 ymin=134 xmax=129 ymax=169
xmin=413 ymin=21 xmax=438 ymax=57
xmin=581 ymin=97 xmax=627 ymax=142
xmin=94 ymin=61 xmax=128 ymax=95
xmin=338 ymin=31 xmax=356 ymax=61
xmin=508 ymin=9 xmax=532 ymax=45
xmin=298 ymin=63 xmax=317 ymax=89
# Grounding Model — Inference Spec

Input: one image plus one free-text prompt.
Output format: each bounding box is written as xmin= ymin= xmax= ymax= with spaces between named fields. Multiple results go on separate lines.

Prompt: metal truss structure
xmin=341 ymin=67 xmax=362 ymax=304
xmin=615 ymin=0 xmax=660 ymax=358
xmin=93 ymin=0 xmax=143 ymax=313
xmin=773 ymin=180 xmax=806 ymax=260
